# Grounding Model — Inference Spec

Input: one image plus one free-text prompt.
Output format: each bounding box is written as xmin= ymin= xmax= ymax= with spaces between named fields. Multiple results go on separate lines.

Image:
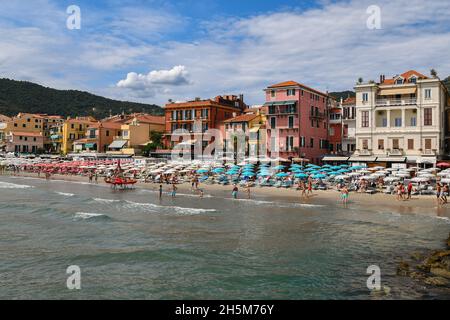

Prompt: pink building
xmin=6 ymin=131 xmax=44 ymax=153
xmin=264 ymin=81 xmax=330 ymax=164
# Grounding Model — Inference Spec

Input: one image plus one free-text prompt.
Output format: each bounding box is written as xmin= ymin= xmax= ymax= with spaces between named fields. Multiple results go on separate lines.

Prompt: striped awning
xmin=109 ymin=140 xmax=127 ymax=149
xmin=264 ymin=100 xmax=297 ymax=106
xmin=378 ymin=87 xmax=417 ymax=96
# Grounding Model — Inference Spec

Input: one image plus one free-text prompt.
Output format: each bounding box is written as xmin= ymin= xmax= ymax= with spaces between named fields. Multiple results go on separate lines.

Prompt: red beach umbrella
xmin=437 ymin=162 xmax=450 ymax=168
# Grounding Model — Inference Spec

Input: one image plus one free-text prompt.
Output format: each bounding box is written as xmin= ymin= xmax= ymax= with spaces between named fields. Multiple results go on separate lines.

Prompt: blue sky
xmin=1 ymin=0 xmax=450 ymax=106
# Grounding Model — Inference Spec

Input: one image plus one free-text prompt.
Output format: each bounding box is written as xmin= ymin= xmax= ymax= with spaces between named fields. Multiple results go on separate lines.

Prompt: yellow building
xmin=107 ymin=114 xmax=165 ymax=155
xmin=61 ymin=116 xmax=97 ymax=154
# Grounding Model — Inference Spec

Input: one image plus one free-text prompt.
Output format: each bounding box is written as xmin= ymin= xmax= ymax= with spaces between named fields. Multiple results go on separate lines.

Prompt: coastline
xmin=4 ymin=171 xmax=450 ymax=219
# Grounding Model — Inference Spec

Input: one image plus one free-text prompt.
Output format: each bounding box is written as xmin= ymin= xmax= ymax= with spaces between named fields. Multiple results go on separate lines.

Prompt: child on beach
xmin=232 ymin=185 xmax=238 ymax=199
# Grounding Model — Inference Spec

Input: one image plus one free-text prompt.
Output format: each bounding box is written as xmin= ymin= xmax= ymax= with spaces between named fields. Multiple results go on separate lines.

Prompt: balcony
xmin=388 ymin=149 xmax=403 ymax=156
xmin=375 ymin=99 xmax=417 ymax=107
xmin=310 ymin=111 xmax=325 ymax=119
xmin=358 ymin=149 xmax=372 ymax=156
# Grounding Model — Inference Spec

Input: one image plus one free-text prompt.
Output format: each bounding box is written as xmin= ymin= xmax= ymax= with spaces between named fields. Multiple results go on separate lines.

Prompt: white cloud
xmin=117 ymin=65 xmax=191 ymax=90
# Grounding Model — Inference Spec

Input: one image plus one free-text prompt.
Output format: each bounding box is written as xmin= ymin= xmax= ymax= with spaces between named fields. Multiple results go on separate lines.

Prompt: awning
xmin=177 ymin=139 xmax=197 ymax=146
xmin=249 ymin=125 xmax=261 ymax=133
xmin=322 ymin=156 xmax=350 ymax=162
xmin=109 ymin=140 xmax=127 ymax=149
xmin=348 ymin=156 xmax=377 ymax=162
xmin=264 ymin=100 xmax=297 ymax=106
xmin=85 ymin=143 xmax=96 ymax=149
xmin=415 ymin=156 xmax=437 ymax=164
xmin=375 ymin=157 xmax=406 ymax=162
xmin=378 ymin=87 xmax=417 ymax=96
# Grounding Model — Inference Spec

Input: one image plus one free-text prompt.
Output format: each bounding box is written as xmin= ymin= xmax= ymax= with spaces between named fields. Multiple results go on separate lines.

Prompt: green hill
xmin=0 ymin=78 xmax=163 ymax=118
xmin=328 ymin=90 xmax=355 ymax=102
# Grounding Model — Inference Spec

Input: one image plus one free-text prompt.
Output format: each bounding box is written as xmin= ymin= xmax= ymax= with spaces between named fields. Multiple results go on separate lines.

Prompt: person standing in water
xmin=232 ymin=185 xmax=238 ymax=199
xmin=341 ymin=186 xmax=349 ymax=205
xmin=171 ymin=183 xmax=177 ymax=198
xmin=159 ymin=184 xmax=163 ymax=199
xmin=307 ymin=178 xmax=313 ymax=197
xmin=246 ymin=183 xmax=251 ymax=199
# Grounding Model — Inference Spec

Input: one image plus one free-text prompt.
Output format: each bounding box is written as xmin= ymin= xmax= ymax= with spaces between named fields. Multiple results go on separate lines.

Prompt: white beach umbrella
xmin=440 ymin=178 xmax=450 ymax=184
xmin=384 ymin=177 xmax=400 ymax=182
xmin=360 ymin=175 xmax=376 ymax=180
xmin=411 ymin=177 xmax=430 ymax=183
xmin=334 ymin=175 xmax=350 ymax=180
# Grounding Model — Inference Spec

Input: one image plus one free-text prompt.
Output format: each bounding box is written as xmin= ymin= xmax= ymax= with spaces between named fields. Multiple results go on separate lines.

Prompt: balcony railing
xmin=375 ymin=99 xmax=417 ymax=106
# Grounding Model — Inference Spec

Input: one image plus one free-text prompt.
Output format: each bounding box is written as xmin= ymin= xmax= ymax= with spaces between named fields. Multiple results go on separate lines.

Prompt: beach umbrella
xmin=273 ymin=165 xmax=286 ymax=170
xmin=197 ymin=169 xmax=209 ymax=174
xmin=242 ymin=173 xmax=255 ymax=177
xmin=334 ymin=175 xmax=350 ymax=180
xmin=312 ymin=174 xmax=327 ymax=179
xmin=276 ymin=172 xmax=289 ymax=177
xmin=258 ymin=172 xmax=271 ymax=177
xmin=440 ymin=178 xmax=450 ymax=184
xmin=213 ymin=168 xmax=225 ymax=173
xmin=360 ymin=175 xmax=376 ymax=180
xmin=411 ymin=177 xmax=430 ymax=183
xmin=437 ymin=162 xmax=450 ymax=168
xmin=384 ymin=177 xmax=400 ymax=182
xmin=295 ymin=173 xmax=309 ymax=179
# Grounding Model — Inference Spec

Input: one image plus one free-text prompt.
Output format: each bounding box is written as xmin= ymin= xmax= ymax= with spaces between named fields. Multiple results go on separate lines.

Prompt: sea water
xmin=0 ymin=176 xmax=449 ymax=299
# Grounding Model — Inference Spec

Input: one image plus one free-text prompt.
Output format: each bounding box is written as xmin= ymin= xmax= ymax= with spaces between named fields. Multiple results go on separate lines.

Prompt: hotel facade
xmin=352 ymin=70 xmax=450 ymax=166
xmin=263 ymin=81 xmax=332 ymax=164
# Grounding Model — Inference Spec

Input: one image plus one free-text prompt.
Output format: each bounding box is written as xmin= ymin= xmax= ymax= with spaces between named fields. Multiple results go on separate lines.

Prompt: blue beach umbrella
xmin=213 ymin=168 xmax=225 ymax=173
xmin=273 ymin=165 xmax=286 ymax=170
xmin=276 ymin=172 xmax=289 ymax=178
xmin=312 ymin=174 xmax=327 ymax=179
xmin=197 ymin=169 xmax=209 ymax=174
xmin=258 ymin=172 xmax=271 ymax=177
xmin=295 ymin=173 xmax=309 ymax=179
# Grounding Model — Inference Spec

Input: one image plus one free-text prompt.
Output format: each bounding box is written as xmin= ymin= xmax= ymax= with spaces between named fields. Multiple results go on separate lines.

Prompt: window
xmin=425 ymin=139 xmax=432 ymax=150
xmin=392 ymin=139 xmax=399 ymax=150
xmin=395 ymin=78 xmax=403 ymax=85
xmin=22 ymin=124 xmax=26 ymax=128
xmin=424 ymin=89 xmax=432 ymax=99
xmin=382 ymin=118 xmax=387 ymax=127
xmin=362 ymin=93 xmax=369 ymax=102
xmin=424 ymin=108 xmax=432 ymax=126
xmin=362 ymin=139 xmax=368 ymax=150
xmin=285 ymin=136 xmax=294 ymax=151
xmin=310 ymin=138 xmax=314 ymax=148
xmin=106 ymin=130 xmax=109 ymax=137
xmin=361 ymin=111 xmax=369 ymax=127
xmin=410 ymin=117 xmax=417 ymax=126
xmin=299 ymin=136 xmax=305 ymax=148
xmin=14 ymin=123 xmax=18 ymax=127
xmin=271 ymin=90 xmax=275 ymax=98
xmin=378 ymin=139 xmax=384 ymax=150
xmin=287 ymin=89 xmax=296 ymax=96
xmin=408 ymin=139 xmax=414 ymax=150
xmin=288 ymin=116 xmax=294 ymax=128
xmin=270 ymin=117 xmax=276 ymax=129
xmin=409 ymin=77 xmax=417 ymax=84
xmin=394 ymin=118 xmax=402 ymax=127
xmin=329 ymin=127 xmax=335 ymax=136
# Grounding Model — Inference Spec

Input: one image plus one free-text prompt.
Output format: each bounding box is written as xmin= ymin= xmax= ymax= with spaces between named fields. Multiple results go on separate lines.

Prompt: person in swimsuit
xmin=232 ymin=185 xmax=238 ymax=199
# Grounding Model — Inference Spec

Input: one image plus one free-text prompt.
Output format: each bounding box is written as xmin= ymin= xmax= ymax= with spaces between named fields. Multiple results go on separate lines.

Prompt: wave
xmin=74 ymin=212 xmax=111 ymax=221
xmin=435 ymin=216 xmax=450 ymax=223
xmin=234 ymin=198 xmax=323 ymax=208
xmin=123 ymin=200 xmax=216 ymax=215
xmin=93 ymin=198 xmax=121 ymax=203
xmin=56 ymin=192 xmax=75 ymax=197
xmin=0 ymin=181 xmax=33 ymax=189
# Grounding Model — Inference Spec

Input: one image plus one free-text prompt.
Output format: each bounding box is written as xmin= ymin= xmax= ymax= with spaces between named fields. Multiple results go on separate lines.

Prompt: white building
xmin=352 ymin=70 xmax=449 ymax=167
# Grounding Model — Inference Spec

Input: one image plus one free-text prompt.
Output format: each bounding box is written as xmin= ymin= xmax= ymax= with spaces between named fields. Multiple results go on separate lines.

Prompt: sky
xmin=1 ymin=0 xmax=450 ymax=106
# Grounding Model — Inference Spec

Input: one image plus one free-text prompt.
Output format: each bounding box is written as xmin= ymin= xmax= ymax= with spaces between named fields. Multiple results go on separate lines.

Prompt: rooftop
xmin=267 ymin=80 xmax=328 ymax=97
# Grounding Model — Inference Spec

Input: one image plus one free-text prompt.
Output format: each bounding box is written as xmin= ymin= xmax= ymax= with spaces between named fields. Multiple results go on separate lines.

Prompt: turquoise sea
xmin=0 ymin=176 xmax=449 ymax=299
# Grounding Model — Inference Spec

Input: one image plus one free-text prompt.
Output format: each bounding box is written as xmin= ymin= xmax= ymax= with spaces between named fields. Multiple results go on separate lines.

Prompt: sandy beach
xmin=5 ymin=171 xmax=450 ymax=219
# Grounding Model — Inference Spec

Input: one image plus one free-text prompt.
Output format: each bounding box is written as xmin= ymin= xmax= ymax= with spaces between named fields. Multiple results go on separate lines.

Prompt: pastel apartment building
xmin=353 ymin=70 xmax=450 ymax=166
xmin=107 ymin=114 xmax=165 ymax=155
xmin=164 ymin=95 xmax=246 ymax=150
xmin=221 ymin=107 xmax=267 ymax=161
xmin=264 ymin=81 xmax=331 ymax=164
xmin=61 ymin=116 xmax=97 ymax=155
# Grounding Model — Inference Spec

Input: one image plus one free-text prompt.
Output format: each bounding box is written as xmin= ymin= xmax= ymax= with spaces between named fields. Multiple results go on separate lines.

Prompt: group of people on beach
xmin=435 ymin=183 xmax=449 ymax=205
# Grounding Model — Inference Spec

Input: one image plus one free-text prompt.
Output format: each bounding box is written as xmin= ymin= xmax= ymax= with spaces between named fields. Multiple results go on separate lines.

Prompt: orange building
xmin=164 ymin=95 xmax=246 ymax=149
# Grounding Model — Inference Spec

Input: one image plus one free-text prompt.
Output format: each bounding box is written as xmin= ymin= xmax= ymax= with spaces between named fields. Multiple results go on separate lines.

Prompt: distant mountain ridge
xmin=328 ymin=90 xmax=355 ymax=102
xmin=0 ymin=78 xmax=163 ymax=119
